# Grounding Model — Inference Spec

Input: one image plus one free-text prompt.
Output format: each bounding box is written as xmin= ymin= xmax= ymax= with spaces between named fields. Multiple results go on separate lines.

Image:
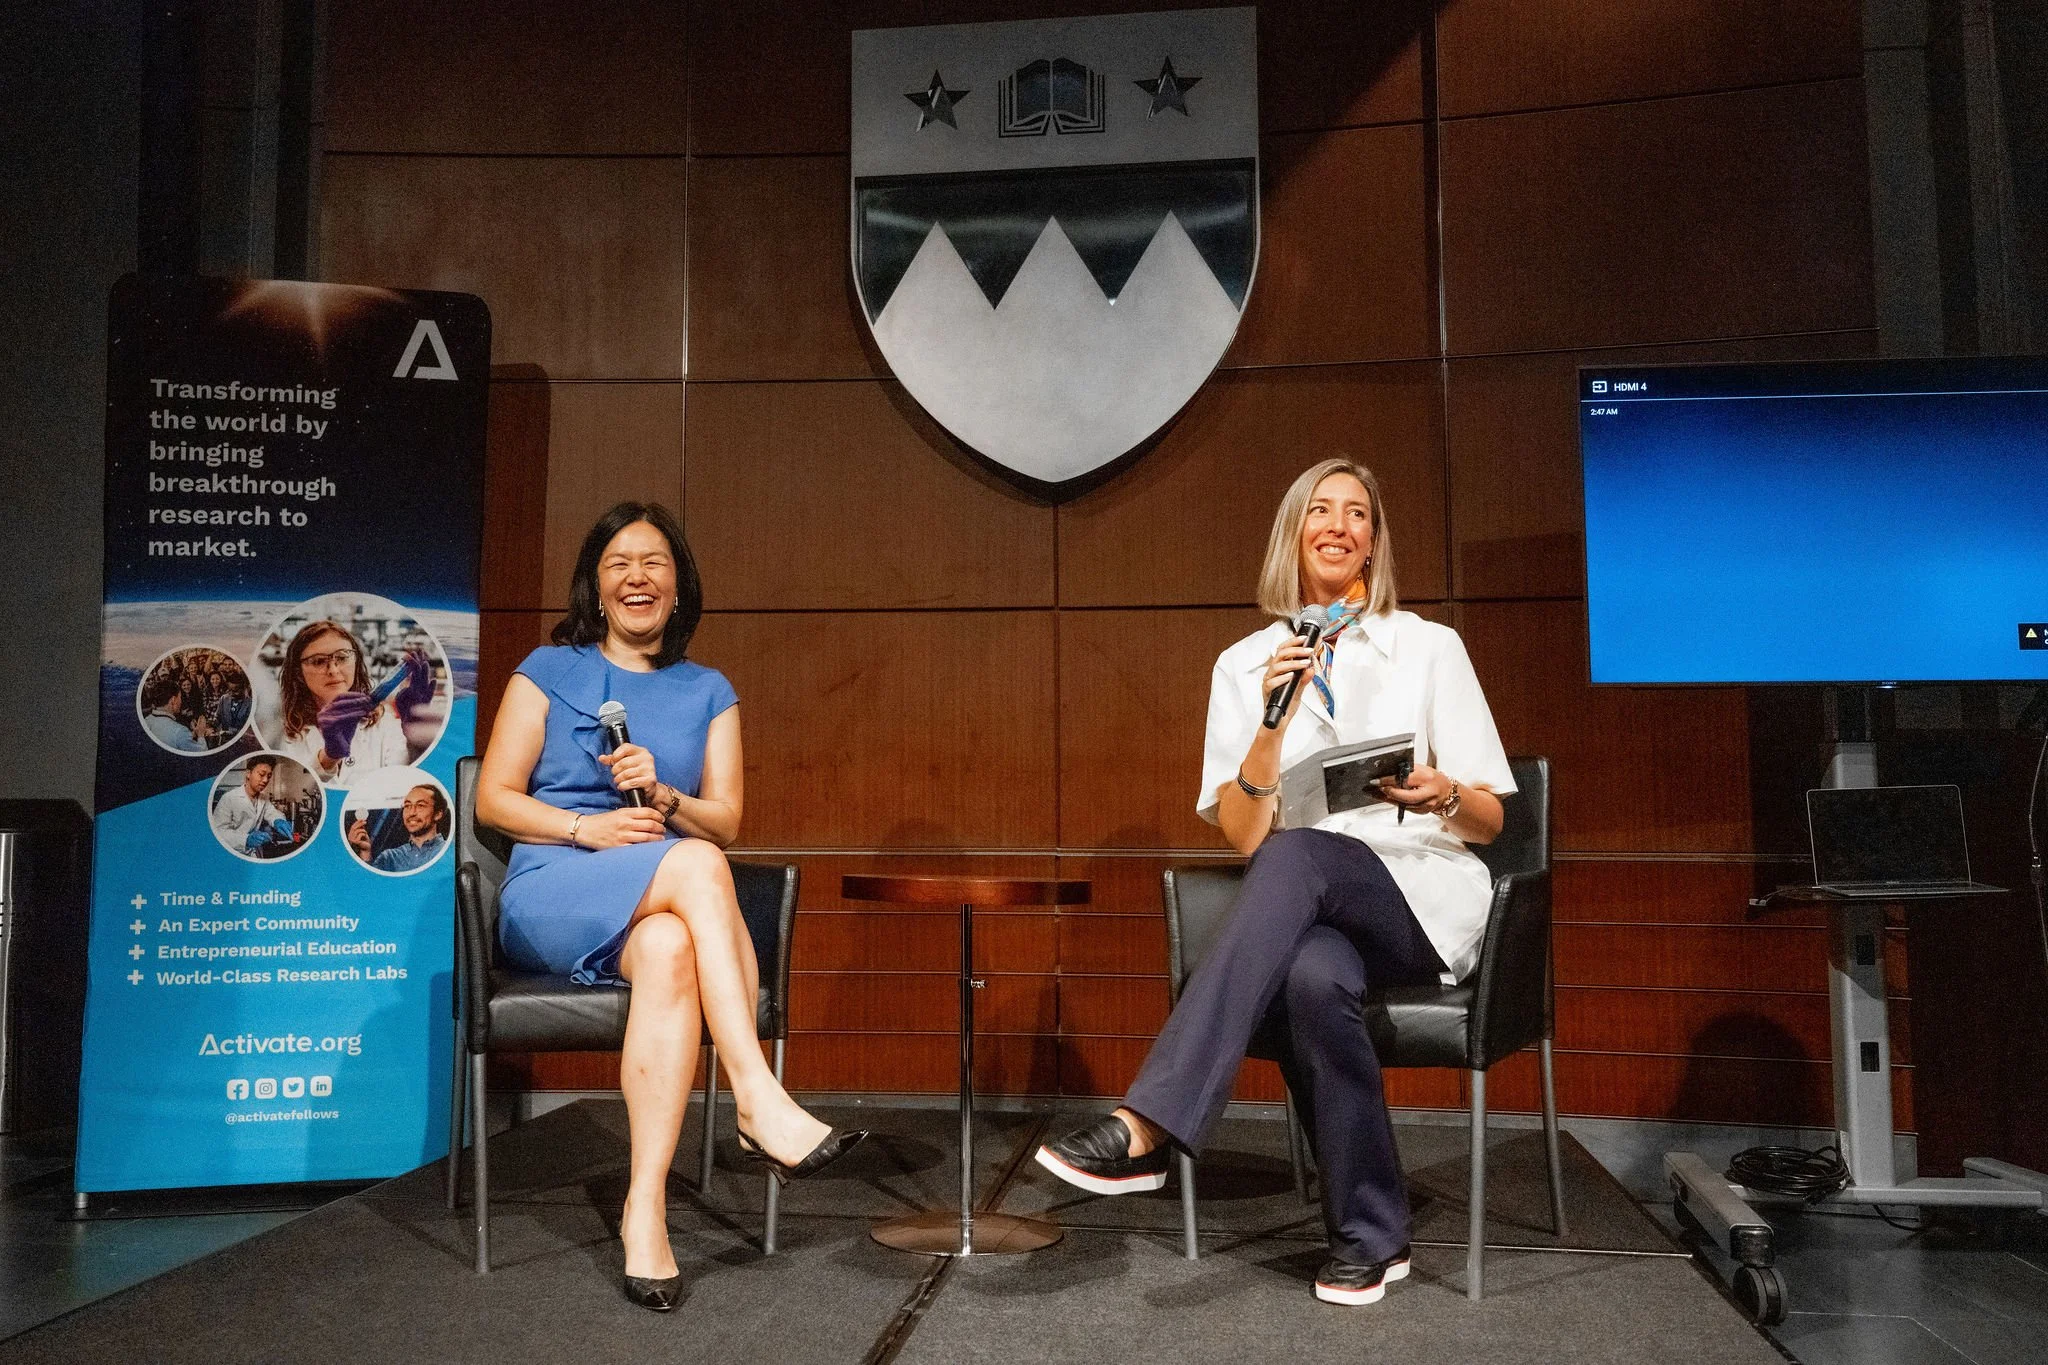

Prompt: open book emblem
xmin=851 ymin=8 xmax=1258 ymax=495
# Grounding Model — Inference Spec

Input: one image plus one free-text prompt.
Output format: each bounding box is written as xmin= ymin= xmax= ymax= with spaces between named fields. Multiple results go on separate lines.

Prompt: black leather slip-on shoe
xmin=1313 ymin=1246 xmax=1412 ymax=1306
xmin=1033 ymin=1116 xmax=1171 ymax=1195
xmin=737 ymin=1126 xmax=870 ymax=1186
xmin=623 ymin=1272 xmax=684 ymax=1312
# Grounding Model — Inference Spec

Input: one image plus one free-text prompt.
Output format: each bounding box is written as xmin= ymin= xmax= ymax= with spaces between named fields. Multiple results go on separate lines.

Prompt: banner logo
xmin=851 ymin=8 xmax=1258 ymax=493
xmin=392 ymin=319 xmax=459 ymax=380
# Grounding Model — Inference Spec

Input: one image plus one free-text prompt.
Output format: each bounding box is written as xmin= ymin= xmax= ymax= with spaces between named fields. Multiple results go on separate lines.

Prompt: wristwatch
xmin=657 ymin=784 xmax=682 ymax=821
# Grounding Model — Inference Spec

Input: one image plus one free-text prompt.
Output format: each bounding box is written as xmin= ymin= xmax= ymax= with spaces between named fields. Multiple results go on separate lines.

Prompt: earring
xmin=598 ymin=605 xmax=606 ymax=620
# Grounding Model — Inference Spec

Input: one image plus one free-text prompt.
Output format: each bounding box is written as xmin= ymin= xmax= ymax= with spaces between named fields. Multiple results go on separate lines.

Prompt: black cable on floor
xmin=1725 ymin=1144 xmax=1848 ymax=1201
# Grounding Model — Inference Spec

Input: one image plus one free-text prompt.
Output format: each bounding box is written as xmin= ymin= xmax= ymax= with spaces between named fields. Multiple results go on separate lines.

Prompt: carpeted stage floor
xmin=0 ymin=1102 xmax=1783 ymax=1364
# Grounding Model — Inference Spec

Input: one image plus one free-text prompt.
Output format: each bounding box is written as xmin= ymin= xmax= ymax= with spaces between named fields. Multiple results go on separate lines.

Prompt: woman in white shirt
xmin=1037 ymin=458 xmax=1516 ymax=1308
xmin=272 ymin=620 xmax=426 ymax=787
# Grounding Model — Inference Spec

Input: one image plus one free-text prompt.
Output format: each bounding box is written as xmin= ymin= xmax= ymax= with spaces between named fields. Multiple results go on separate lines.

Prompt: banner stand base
xmin=68 ymin=1179 xmax=373 ymax=1222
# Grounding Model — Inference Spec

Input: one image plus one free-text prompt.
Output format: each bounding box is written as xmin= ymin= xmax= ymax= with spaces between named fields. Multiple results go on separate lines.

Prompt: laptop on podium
xmin=1806 ymin=784 xmax=2003 ymax=899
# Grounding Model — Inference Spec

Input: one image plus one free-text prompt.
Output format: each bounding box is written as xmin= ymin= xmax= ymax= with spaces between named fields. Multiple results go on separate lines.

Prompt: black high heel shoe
xmin=735 ymin=1126 xmax=870 ymax=1186
xmin=622 ymin=1270 xmax=684 ymax=1313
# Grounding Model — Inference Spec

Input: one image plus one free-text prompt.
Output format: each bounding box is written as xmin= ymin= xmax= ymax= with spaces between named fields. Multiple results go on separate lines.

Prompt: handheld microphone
xmin=1262 ymin=605 xmax=1329 ymax=729
xmin=595 ymin=700 xmax=647 ymax=807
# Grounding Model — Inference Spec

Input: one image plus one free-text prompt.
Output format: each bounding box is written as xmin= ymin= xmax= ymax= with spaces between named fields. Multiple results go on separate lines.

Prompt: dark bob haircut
xmin=551 ymin=502 xmax=703 ymax=668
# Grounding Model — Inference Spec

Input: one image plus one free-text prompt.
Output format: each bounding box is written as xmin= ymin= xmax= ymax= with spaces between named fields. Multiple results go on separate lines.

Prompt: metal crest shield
xmin=852 ymin=8 xmax=1258 ymax=493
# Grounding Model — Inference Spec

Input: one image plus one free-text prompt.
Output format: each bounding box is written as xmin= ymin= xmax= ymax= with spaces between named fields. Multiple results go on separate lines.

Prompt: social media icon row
xmin=226 ymin=1075 xmax=332 ymax=1100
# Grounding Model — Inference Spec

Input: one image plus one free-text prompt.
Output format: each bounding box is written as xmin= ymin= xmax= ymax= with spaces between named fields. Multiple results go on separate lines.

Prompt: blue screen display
xmin=1580 ymin=359 xmax=2048 ymax=684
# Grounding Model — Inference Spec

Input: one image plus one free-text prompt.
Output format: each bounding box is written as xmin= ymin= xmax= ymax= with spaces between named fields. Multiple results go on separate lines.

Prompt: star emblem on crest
xmin=906 ymin=70 xmax=970 ymax=130
xmin=1136 ymin=58 xmax=1200 ymax=116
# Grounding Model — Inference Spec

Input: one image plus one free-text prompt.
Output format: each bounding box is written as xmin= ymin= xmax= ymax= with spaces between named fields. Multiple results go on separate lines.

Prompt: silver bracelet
xmin=1236 ymin=770 xmax=1280 ymax=799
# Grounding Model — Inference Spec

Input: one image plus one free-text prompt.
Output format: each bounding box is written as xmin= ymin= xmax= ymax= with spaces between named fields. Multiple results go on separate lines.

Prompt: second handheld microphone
xmin=1262 ymin=605 xmax=1330 ymax=729
xmin=595 ymin=699 xmax=648 ymax=807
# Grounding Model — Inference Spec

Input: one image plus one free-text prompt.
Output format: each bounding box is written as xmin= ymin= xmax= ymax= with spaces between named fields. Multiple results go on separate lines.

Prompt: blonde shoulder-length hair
xmin=1255 ymin=458 xmax=1398 ymax=621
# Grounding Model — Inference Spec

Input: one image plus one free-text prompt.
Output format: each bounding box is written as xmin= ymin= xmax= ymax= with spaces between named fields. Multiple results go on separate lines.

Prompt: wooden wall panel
xmin=1557 ymin=986 xmax=1911 ymax=1064
xmin=1556 ymin=924 xmax=1908 ymax=996
xmin=1061 ymin=976 xmax=1172 ymax=1038
xmin=791 ymin=972 xmax=1058 ymax=1033
xmin=1059 ymin=1036 xmax=1292 ymax=1103
xmin=693 ymin=611 xmax=1057 ymax=847
xmin=1445 ymin=331 xmax=1877 ymax=600
xmin=541 ymin=383 xmax=686 ymax=604
xmin=685 ymin=156 xmax=885 ymax=382
xmin=482 ymin=371 xmax=551 ymax=610
xmin=1256 ymin=0 xmax=1425 ymax=132
xmin=322 ymin=156 xmax=687 ymax=379
xmin=1554 ymin=858 xmax=1820 ymax=927
xmin=1435 ymin=0 xmax=1862 ymax=119
xmin=1440 ymin=81 xmax=1873 ymax=355
xmin=1058 ymin=364 xmax=1445 ymax=607
xmin=1059 ymin=915 xmax=1169 ymax=977
xmin=786 ymin=1032 xmax=1059 ymax=1094
xmin=1491 ymin=1050 xmax=1911 ymax=1129
xmin=326 ymin=0 xmax=688 ymax=154
xmin=793 ymin=912 xmax=1058 ymax=975
xmin=1056 ymin=854 xmax=1241 ymax=915
xmin=1458 ymin=599 xmax=1758 ymax=852
xmin=685 ymin=381 xmax=1054 ymax=610
xmin=477 ymin=611 xmax=555 ymax=741
xmin=1228 ymin=127 xmax=1432 ymax=367
xmin=1058 ymin=609 xmax=1264 ymax=849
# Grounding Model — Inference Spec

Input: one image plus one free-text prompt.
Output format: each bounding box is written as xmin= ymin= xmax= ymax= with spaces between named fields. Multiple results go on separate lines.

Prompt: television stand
xmin=1663 ymin=884 xmax=2048 ymax=1325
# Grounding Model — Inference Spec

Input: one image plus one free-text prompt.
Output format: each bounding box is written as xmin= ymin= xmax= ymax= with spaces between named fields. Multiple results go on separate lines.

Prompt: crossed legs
xmin=613 ymin=839 xmax=828 ymax=1279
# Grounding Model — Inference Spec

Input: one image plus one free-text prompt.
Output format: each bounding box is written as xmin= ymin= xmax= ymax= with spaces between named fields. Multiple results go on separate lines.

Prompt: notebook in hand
xmin=1277 ymin=733 xmax=1415 ymax=831
xmin=1806 ymin=784 xmax=2003 ymax=899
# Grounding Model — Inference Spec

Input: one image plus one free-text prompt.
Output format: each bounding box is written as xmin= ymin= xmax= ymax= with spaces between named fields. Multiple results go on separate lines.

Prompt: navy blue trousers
xmin=1125 ymin=828 xmax=1446 ymax=1263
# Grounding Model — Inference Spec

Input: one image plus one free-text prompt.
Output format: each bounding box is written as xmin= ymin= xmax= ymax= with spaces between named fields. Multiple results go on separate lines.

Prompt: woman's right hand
xmin=1260 ymin=641 xmax=1317 ymax=729
xmin=573 ymin=805 xmax=670 ymax=849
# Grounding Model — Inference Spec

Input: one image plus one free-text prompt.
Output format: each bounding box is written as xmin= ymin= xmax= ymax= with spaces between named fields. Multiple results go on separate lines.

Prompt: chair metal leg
xmin=1467 ymin=1068 xmax=1486 ymax=1302
xmin=1282 ymin=1088 xmax=1310 ymax=1204
xmin=762 ymin=1039 xmax=784 ymax=1255
xmin=699 ymin=1045 xmax=718 ymax=1193
xmin=472 ymin=1052 xmax=491 ymax=1275
xmin=444 ymin=1033 xmax=466 ymax=1210
xmin=1177 ymin=1150 xmax=1200 ymax=1260
xmin=1539 ymin=1039 xmax=1568 ymax=1237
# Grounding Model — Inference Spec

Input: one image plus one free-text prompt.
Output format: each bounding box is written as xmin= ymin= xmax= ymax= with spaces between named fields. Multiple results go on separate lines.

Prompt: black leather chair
xmin=447 ymin=756 xmax=799 ymax=1273
xmin=1162 ymin=756 xmax=1562 ymax=1300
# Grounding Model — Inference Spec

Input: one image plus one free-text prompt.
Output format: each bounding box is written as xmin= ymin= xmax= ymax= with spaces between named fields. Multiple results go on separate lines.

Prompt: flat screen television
xmin=1578 ymin=356 xmax=2048 ymax=685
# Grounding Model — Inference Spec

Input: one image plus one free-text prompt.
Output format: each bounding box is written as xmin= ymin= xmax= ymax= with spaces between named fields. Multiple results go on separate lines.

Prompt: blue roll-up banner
xmin=76 ymin=276 xmax=490 ymax=1193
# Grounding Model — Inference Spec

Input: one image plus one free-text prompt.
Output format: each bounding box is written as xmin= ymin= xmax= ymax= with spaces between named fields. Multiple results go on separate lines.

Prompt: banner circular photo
xmin=136 ymin=644 xmax=253 ymax=755
xmin=207 ymin=752 xmax=324 ymax=863
xmin=339 ymin=767 xmax=452 ymax=877
xmin=250 ymin=593 xmax=452 ymax=788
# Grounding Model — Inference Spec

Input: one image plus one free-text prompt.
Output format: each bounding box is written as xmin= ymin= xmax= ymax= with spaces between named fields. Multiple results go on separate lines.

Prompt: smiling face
xmin=296 ymin=625 xmax=360 ymax=707
xmin=1297 ymin=472 xmax=1374 ymax=605
xmin=400 ymin=785 xmax=439 ymax=838
xmin=244 ymin=760 xmax=274 ymax=797
xmin=597 ymin=520 xmax=678 ymax=645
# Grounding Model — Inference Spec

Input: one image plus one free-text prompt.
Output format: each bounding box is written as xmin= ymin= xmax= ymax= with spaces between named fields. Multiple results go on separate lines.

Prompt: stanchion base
xmin=870 ymin=1210 xmax=1062 ymax=1256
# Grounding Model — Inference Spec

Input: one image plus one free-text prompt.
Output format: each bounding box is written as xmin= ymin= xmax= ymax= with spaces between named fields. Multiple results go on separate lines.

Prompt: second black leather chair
xmin=1162 ymin=756 xmax=1564 ymax=1301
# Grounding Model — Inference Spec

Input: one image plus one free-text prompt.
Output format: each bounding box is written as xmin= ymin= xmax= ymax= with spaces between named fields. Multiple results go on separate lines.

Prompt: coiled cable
xmin=1726 ymin=1144 xmax=1849 ymax=1200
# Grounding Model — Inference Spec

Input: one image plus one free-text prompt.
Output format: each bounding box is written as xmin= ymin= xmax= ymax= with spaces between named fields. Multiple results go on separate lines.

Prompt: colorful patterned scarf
xmin=1308 ymin=579 xmax=1370 ymax=718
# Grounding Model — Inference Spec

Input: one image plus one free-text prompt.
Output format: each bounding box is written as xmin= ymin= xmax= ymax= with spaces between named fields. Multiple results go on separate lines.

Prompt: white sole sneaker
xmin=1313 ymin=1257 xmax=1410 ymax=1306
xmin=1033 ymin=1145 xmax=1170 ymax=1196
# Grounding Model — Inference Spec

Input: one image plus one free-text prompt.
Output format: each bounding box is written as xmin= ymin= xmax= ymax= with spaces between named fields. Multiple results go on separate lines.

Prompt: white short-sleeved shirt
xmin=1197 ymin=609 xmax=1516 ymax=981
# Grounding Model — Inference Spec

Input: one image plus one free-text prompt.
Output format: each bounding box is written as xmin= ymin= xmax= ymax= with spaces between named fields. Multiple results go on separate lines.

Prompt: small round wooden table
xmin=841 ymin=873 xmax=1091 ymax=1256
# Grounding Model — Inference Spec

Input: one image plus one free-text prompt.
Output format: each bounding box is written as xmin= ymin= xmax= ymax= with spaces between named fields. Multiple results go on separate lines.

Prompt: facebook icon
xmin=225 ymin=1078 xmax=249 ymax=1100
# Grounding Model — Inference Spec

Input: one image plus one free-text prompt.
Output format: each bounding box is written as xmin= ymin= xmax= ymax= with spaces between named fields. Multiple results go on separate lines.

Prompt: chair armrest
xmin=455 ymin=861 xmax=496 ymax=1054
xmin=1466 ymin=866 xmax=1552 ymax=1069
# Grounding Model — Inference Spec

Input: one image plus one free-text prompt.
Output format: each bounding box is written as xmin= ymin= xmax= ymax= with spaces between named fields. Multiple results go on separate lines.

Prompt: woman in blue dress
xmin=475 ymin=502 xmax=864 ymax=1312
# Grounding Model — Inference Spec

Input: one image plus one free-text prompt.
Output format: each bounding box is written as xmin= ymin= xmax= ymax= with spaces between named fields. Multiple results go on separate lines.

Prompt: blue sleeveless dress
xmin=497 ymin=645 xmax=739 ymax=986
